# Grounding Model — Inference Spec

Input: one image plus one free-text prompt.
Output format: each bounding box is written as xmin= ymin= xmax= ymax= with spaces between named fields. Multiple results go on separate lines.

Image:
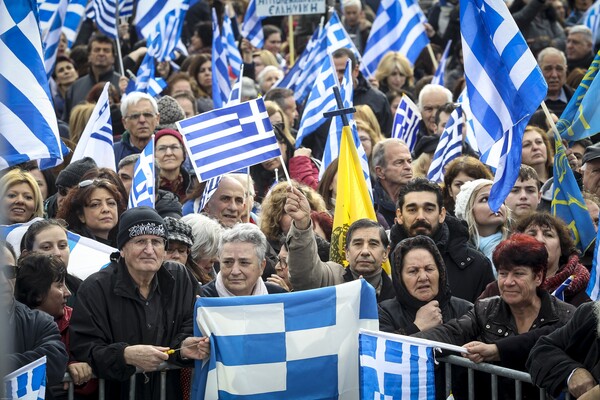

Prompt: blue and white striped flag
xmin=193 ymin=279 xmax=379 ymax=399
xmin=147 ymin=77 xmax=167 ymax=98
xmin=71 ymin=82 xmax=115 ymax=170
xmin=1 ymin=0 xmax=64 ymax=170
xmin=326 ymin=11 xmax=362 ymax=60
xmin=241 ymin=0 xmax=264 ymax=48
xmin=41 ymin=0 xmax=68 ymax=79
xmin=431 ymin=39 xmax=452 ymax=87
xmin=360 ymin=331 xmax=438 ymax=400
xmin=321 ymin=59 xmax=373 ymax=197
xmin=427 ymin=106 xmax=463 ymax=182
xmin=295 ymin=55 xmax=338 ymax=147
xmin=274 ymin=28 xmax=320 ymax=98
xmin=89 ymin=0 xmax=134 ymax=39
xmin=460 ymin=0 xmax=547 ymax=212
xmin=361 ymin=0 xmax=429 ymax=78
xmin=391 ymin=94 xmax=422 ymax=152
xmin=552 ymin=275 xmax=574 ymax=301
xmin=227 ymin=64 xmax=244 ymax=105
xmin=223 ymin=6 xmax=242 ymax=78
xmin=134 ymin=0 xmax=189 ymax=51
xmin=212 ymin=8 xmax=231 ymax=109
xmin=586 ymin=228 xmax=600 ymax=301
xmin=38 ymin=0 xmax=87 ymax=48
xmin=584 ymin=0 xmax=600 ymax=44
xmin=458 ymin=89 xmax=480 ymax=155
xmin=128 ymin=139 xmax=155 ymax=209
xmin=293 ymin=26 xmax=328 ymax=103
xmin=198 ymin=176 xmax=222 ymax=213
xmin=4 ymin=356 xmax=46 ymax=400
xmin=178 ymin=97 xmax=280 ymax=182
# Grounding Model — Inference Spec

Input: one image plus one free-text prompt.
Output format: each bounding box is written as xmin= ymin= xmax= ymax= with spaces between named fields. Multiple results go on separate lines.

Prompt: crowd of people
xmin=3 ymin=0 xmax=600 ymax=398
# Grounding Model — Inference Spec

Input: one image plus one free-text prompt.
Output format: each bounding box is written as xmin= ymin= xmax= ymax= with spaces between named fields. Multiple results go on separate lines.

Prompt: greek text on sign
xmin=256 ymin=0 xmax=325 ymax=16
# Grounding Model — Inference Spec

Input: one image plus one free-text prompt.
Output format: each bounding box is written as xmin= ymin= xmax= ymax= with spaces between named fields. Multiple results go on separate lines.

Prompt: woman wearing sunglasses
xmin=56 ymin=179 xmax=126 ymax=247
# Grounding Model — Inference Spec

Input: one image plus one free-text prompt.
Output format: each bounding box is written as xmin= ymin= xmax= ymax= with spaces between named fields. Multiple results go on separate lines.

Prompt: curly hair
xmin=15 ymin=252 xmax=67 ymax=310
xmin=441 ymin=156 xmax=493 ymax=212
xmin=186 ymin=54 xmax=212 ymax=97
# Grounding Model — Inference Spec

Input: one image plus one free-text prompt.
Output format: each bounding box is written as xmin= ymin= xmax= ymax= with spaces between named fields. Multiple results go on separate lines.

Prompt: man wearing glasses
xmin=70 ymin=207 xmax=208 ymax=399
xmin=114 ymin=92 xmax=161 ymax=166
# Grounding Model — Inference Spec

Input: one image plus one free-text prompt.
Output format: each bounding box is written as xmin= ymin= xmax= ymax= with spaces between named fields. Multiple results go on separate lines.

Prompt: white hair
xmin=342 ymin=0 xmax=362 ymax=10
xmin=120 ymin=92 xmax=158 ymax=116
xmin=417 ymin=84 xmax=453 ymax=110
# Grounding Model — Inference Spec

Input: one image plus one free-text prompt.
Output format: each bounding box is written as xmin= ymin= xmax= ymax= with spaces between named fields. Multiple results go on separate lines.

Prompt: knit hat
xmin=164 ymin=217 xmax=193 ymax=247
xmin=155 ymin=129 xmax=186 ymax=160
xmin=156 ymin=95 xmax=185 ymax=130
xmin=454 ymin=179 xmax=493 ymax=221
xmin=55 ymin=157 xmax=98 ymax=188
xmin=117 ymin=206 xmax=167 ymax=249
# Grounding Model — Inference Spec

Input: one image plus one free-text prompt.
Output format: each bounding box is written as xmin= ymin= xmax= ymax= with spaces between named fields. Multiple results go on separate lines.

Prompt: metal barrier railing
xmin=438 ymin=354 xmax=572 ymax=400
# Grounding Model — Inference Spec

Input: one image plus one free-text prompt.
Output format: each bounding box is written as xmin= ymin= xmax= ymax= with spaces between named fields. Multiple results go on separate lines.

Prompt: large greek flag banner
xmin=359 ymin=330 xmax=436 ymax=400
xmin=4 ymin=356 xmax=46 ymax=400
xmin=192 ymin=279 xmax=379 ymax=400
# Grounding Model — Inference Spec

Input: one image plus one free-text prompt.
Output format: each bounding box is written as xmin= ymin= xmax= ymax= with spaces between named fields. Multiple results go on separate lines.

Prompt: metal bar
xmin=515 ymin=379 xmax=522 ymax=400
xmin=438 ymin=355 xmax=533 ymax=383
xmin=491 ymin=374 xmax=498 ymax=400
xmin=468 ymin=367 xmax=475 ymax=400
xmin=445 ymin=361 xmax=452 ymax=398
xmin=129 ymin=374 xmax=136 ymax=399
xmin=68 ymin=381 xmax=74 ymax=400
xmin=98 ymin=379 xmax=105 ymax=400
xmin=160 ymin=370 xmax=167 ymax=400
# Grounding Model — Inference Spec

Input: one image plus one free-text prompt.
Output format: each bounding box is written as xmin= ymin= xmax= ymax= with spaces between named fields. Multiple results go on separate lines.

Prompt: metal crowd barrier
xmin=438 ymin=354 xmax=572 ymax=400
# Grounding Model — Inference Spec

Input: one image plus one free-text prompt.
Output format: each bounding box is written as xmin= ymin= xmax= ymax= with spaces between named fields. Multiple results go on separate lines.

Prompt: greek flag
xmin=89 ymin=0 xmax=134 ymax=38
xmin=212 ymin=8 xmax=231 ymax=109
xmin=550 ymin=128 xmax=596 ymax=253
xmin=241 ymin=0 xmax=264 ymax=48
xmin=361 ymin=0 xmax=429 ymax=78
xmin=584 ymin=1 xmax=600 ymax=43
xmin=134 ymin=0 xmax=189 ymax=50
xmin=41 ymin=0 xmax=68 ymax=79
xmin=71 ymin=82 xmax=115 ymax=170
xmin=552 ymin=275 xmax=574 ymax=301
xmin=586 ymin=228 xmax=600 ymax=301
xmin=431 ymin=40 xmax=452 ymax=87
xmin=38 ymin=0 xmax=86 ymax=48
xmin=128 ymin=139 xmax=155 ymax=209
xmin=4 ymin=356 xmax=46 ymax=400
xmin=177 ymin=97 xmax=280 ymax=182
xmin=460 ymin=0 xmax=547 ymax=212
xmin=327 ymin=10 xmax=361 ymax=59
xmin=1 ymin=219 xmax=115 ymax=280
xmin=192 ymin=279 xmax=379 ymax=400
xmin=458 ymin=89 xmax=480 ymax=155
xmin=556 ymin=50 xmax=600 ymax=140
xmin=198 ymin=176 xmax=222 ymax=213
xmin=320 ymin=59 xmax=373 ymax=197
xmin=227 ymin=65 xmax=244 ymax=105
xmin=391 ymin=94 xmax=422 ymax=152
xmin=1 ymin=0 xmax=64 ymax=170
xmin=223 ymin=6 xmax=242 ymax=78
xmin=427 ymin=106 xmax=463 ymax=183
xmin=293 ymin=26 xmax=328 ymax=103
xmin=274 ymin=28 xmax=320 ymax=99
xmin=147 ymin=77 xmax=167 ymax=98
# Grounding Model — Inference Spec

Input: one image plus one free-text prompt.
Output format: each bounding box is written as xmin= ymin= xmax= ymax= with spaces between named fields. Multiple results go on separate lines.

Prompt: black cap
xmin=117 ymin=206 xmax=167 ymax=249
xmin=582 ymin=142 xmax=600 ymax=165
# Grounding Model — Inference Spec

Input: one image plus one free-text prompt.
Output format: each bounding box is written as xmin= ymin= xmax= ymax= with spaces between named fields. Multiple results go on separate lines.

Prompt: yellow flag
xmin=330 ymin=126 xmax=391 ymax=275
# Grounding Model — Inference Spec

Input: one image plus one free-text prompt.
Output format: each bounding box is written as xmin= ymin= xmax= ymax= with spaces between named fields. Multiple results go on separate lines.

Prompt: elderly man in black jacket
xmin=390 ymin=178 xmax=495 ymax=303
xmin=70 ymin=207 xmax=208 ymax=399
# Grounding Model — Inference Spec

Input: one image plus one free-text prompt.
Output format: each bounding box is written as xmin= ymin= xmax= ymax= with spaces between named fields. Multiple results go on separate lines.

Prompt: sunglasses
xmin=2 ymin=265 xmax=16 ymax=280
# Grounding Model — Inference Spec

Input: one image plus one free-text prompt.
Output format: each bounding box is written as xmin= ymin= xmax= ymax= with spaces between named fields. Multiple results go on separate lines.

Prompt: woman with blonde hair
xmin=355 ymin=104 xmax=385 ymax=140
xmin=374 ymin=52 xmax=415 ymax=96
xmin=0 ymin=169 xmax=44 ymax=225
xmin=69 ymin=103 xmax=95 ymax=144
xmin=521 ymin=125 xmax=554 ymax=185
xmin=355 ymin=119 xmax=382 ymax=160
xmin=252 ymin=50 xmax=279 ymax=77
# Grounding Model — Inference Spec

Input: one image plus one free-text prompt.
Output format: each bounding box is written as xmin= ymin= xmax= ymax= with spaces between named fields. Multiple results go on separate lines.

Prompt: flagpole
xmin=540 ymin=101 xmax=560 ymax=136
xmin=426 ymin=44 xmax=439 ymax=72
xmin=288 ymin=16 xmax=295 ymax=66
xmin=279 ymin=157 xmax=293 ymax=185
xmin=246 ymin=166 xmax=252 ymax=221
xmin=114 ymin=0 xmax=126 ymax=76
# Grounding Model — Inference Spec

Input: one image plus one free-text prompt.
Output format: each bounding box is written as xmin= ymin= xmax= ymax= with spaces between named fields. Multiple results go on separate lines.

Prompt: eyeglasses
xmin=276 ymin=257 xmax=288 ymax=269
xmin=156 ymin=144 xmax=183 ymax=153
xmin=130 ymin=237 xmax=166 ymax=250
xmin=2 ymin=265 xmax=16 ymax=280
xmin=125 ymin=112 xmax=156 ymax=121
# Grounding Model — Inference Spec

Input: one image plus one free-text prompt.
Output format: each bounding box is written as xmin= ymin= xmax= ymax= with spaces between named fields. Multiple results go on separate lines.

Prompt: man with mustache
xmin=390 ymin=178 xmax=494 ymax=303
xmin=538 ymin=47 xmax=572 ymax=116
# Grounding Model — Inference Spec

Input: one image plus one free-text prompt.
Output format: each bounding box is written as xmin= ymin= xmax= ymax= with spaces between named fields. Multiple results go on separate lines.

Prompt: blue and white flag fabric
xmin=226 ymin=64 xmax=244 ymax=105
xmin=241 ymin=0 xmax=264 ymax=48
xmin=38 ymin=0 xmax=87 ymax=48
xmin=274 ymin=27 xmax=320 ymax=98
xmin=128 ymin=139 xmax=155 ymax=209
xmin=550 ymin=128 xmax=596 ymax=253
xmin=552 ymin=275 xmax=574 ymax=301
xmin=1 ymin=219 xmax=115 ymax=280
xmin=326 ymin=10 xmax=362 ymax=60
xmin=71 ymin=82 xmax=115 ymax=170
xmin=295 ymin=54 xmax=338 ymax=147
xmin=586 ymin=227 xmax=600 ymax=301
xmin=192 ymin=279 xmax=379 ymax=400
xmin=584 ymin=0 xmax=600 ymax=44
xmin=178 ymin=97 xmax=280 ymax=182
xmin=1 ymin=0 xmax=64 ymax=170
xmin=361 ymin=0 xmax=429 ymax=78
xmin=391 ymin=94 xmax=422 ymax=152
xmin=360 ymin=330 xmax=434 ymax=399
xmin=223 ymin=6 xmax=243 ymax=78
xmin=427 ymin=106 xmax=463 ymax=183
xmin=457 ymin=89 xmax=480 ymax=155
xmin=321 ymin=59 xmax=373 ymax=197
xmin=197 ymin=176 xmax=222 ymax=213
xmin=460 ymin=0 xmax=547 ymax=212
xmin=4 ymin=356 xmax=46 ymax=400
xmin=89 ymin=0 xmax=134 ymax=39
xmin=292 ymin=26 xmax=328 ymax=103
xmin=431 ymin=39 xmax=452 ymax=87
xmin=134 ymin=0 xmax=189 ymax=52
xmin=556 ymin=50 xmax=600 ymax=141
xmin=147 ymin=77 xmax=167 ymax=98
xmin=41 ymin=0 xmax=68 ymax=79
xmin=212 ymin=8 xmax=231 ymax=109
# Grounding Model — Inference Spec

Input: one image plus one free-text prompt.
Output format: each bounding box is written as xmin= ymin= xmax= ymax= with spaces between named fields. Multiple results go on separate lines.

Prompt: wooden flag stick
xmin=426 ymin=44 xmax=439 ymax=72
xmin=288 ymin=15 xmax=295 ymax=66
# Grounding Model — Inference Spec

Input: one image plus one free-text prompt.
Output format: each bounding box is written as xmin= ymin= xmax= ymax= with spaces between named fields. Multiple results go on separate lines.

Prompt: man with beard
xmin=389 ymin=178 xmax=494 ymax=303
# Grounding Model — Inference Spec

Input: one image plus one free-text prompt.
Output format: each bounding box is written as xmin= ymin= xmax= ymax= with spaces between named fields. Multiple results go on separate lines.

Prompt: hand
xmin=579 ymin=385 xmax=600 ymax=400
xmin=368 ymin=77 xmax=379 ymax=88
xmin=414 ymin=300 xmax=442 ymax=331
xmin=463 ymin=341 xmax=499 ymax=363
xmin=64 ymin=362 xmax=93 ymax=389
xmin=180 ymin=337 xmax=210 ymax=360
xmin=423 ymin=22 xmax=435 ymax=38
xmin=564 ymin=140 xmax=580 ymax=171
xmin=293 ymin=147 xmax=312 ymax=158
xmin=284 ymin=186 xmax=312 ymax=230
xmin=267 ymin=274 xmax=290 ymax=291
xmin=241 ymin=38 xmax=254 ymax=62
xmin=119 ymin=76 xmax=129 ymax=94
xmin=123 ymin=344 xmax=169 ymax=372
xmin=569 ymin=368 xmax=597 ymax=398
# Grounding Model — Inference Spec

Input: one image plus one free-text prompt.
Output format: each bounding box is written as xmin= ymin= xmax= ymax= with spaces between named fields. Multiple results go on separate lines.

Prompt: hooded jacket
xmin=389 ymin=215 xmax=495 ymax=303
